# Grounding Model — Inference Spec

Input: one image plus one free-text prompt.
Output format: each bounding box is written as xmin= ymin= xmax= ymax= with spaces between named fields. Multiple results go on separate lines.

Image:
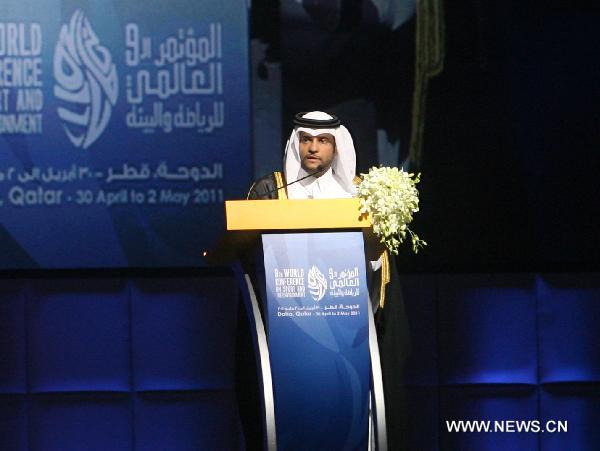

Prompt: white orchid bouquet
xmin=357 ymin=166 xmax=426 ymax=255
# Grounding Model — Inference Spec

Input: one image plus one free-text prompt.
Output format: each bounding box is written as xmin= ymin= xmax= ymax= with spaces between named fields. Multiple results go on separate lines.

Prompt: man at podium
xmin=244 ymin=111 xmax=410 ymax=450
xmin=247 ymin=111 xmax=357 ymax=200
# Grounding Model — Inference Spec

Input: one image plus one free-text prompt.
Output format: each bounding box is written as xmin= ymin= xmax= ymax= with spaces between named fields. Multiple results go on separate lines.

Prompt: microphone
xmin=263 ymin=166 xmax=327 ymax=197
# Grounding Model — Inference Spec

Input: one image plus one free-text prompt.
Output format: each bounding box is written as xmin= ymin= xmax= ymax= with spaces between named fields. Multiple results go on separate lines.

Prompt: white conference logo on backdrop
xmin=53 ymin=10 xmax=118 ymax=149
xmin=307 ymin=265 xmax=327 ymax=302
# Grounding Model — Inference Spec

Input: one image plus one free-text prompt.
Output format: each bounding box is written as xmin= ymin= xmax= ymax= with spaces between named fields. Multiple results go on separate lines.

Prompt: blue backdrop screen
xmin=0 ymin=0 xmax=251 ymax=268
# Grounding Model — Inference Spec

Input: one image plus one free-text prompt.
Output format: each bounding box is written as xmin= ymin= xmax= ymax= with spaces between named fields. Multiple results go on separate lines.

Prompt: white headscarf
xmin=284 ymin=111 xmax=357 ymax=199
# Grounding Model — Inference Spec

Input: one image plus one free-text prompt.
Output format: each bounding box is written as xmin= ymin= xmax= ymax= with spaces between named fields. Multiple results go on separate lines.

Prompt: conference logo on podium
xmin=307 ymin=265 xmax=327 ymax=302
xmin=53 ymin=10 xmax=118 ymax=149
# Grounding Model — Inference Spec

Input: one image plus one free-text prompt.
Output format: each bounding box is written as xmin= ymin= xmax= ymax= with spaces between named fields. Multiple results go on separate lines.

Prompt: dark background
xmin=252 ymin=0 xmax=600 ymax=273
xmin=418 ymin=1 xmax=599 ymax=272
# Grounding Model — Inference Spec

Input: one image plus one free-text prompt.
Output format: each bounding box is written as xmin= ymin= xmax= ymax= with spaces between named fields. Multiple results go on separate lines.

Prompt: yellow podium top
xmin=225 ymin=198 xmax=371 ymax=230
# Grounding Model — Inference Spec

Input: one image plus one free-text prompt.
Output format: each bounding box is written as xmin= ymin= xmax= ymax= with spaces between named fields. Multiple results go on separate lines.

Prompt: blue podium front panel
xmin=263 ymin=231 xmax=371 ymax=451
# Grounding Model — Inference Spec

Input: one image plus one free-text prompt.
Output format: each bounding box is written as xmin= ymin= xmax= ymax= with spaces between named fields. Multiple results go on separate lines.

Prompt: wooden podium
xmin=219 ymin=199 xmax=387 ymax=451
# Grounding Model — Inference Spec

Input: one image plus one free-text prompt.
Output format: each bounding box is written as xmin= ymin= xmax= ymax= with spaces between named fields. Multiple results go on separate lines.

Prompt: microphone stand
xmin=263 ymin=167 xmax=326 ymax=197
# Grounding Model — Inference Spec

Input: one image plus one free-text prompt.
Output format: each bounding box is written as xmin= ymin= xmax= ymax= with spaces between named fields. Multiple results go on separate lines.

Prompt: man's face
xmin=298 ymin=131 xmax=336 ymax=175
